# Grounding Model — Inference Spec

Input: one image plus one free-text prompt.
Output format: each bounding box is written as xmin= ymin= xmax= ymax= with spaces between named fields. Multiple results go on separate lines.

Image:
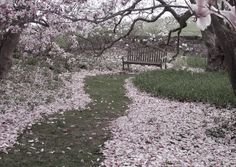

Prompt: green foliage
xmin=186 ymin=56 xmax=207 ymax=68
xmin=50 ymin=58 xmax=71 ymax=73
xmin=55 ymin=36 xmax=71 ymax=50
xmin=79 ymin=64 xmax=88 ymax=70
xmin=180 ymin=21 xmax=201 ymax=36
xmin=0 ymin=74 xmax=130 ymax=167
xmin=13 ymin=50 xmax=21 ymax=59
xmin=24 ymin=56 xmax=38 ymax=66
xmin=134 ymin=70 xmax=236 ymax=107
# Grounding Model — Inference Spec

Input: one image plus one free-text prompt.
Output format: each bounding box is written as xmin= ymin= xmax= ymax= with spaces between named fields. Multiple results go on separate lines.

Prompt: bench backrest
xmin=127 ymin=46 xmax=167 ymax=63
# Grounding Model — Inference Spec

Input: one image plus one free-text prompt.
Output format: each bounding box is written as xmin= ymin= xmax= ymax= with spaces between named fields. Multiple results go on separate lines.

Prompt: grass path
xmin=0 ymin=74 xmax=129 ymax=167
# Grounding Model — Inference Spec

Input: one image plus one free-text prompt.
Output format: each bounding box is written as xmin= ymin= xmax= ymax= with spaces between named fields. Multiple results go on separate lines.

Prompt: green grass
xmin=186 ymin=56 xmax=207 ymax=68
xmin=55 ymin=36 xmax=71 ymax=50
xmin=181 ymin=21 xmax=201 ymax=36
xmin=0 ymin=74 xmax=129 ymax=167
xmin=134 ymin=70 xmax=236 ymax=107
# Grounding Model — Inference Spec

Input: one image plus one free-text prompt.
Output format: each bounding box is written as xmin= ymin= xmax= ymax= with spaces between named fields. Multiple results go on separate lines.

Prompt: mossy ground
xmin=0 ymin=74 xmax=130 ymax=167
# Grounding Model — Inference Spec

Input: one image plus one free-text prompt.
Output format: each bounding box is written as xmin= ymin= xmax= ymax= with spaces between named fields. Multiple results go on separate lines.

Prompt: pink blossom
xmin=187 ymin=0 xmax=236 ymax=30
xmin=189 ymin=0 xmax=212 ymax=30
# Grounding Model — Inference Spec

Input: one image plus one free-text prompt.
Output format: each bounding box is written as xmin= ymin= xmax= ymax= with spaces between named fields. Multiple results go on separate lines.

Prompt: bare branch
xmin=96 ymin=8 xmax=167 ymax=56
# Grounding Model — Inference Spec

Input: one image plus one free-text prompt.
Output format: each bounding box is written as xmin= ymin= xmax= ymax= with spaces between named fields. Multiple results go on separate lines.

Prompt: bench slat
xmin=123 ymin=46 xmax=167 ymax=70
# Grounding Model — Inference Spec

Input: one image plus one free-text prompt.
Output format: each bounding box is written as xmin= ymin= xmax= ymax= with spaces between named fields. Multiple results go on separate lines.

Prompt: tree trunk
xmin=0 ymin=32 xmax=21 ymax=79
xmin=211 ymin=15 xmax=236 ymax=95
xmin=201 ymin=25 xmax=225 ymax=71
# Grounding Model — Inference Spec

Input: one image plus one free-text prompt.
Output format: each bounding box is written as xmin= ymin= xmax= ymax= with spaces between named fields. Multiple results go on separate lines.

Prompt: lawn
xmin=0 ymin=74 xmax=129 ymax=167
xmin=186 ymin=56 xmax=207 ymax=68
xmin=134 ymin=70 xmax=236 ymax=107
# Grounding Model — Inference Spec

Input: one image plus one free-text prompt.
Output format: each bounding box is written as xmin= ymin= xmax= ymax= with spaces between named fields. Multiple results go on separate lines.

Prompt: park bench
xmin=122 ymin=45 xmax=167 ymax=70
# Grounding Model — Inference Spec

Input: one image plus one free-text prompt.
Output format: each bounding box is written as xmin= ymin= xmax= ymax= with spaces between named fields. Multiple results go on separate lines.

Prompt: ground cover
xmin=0 ymin=74 xmax=129 ymax=167
xmin=186 ymin=56 xmax=207 ymax=68
xmin=102 ymin=77 xmax=236 ymax=166
xmin=134 ymin=70 xmax=236 ymax=107
xmin=168 ymin=55 xmax=207 ymax=70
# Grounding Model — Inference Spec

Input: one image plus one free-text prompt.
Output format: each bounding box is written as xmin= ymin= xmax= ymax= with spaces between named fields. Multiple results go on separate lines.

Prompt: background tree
xmin=0 ymin=0 xmax=89 ymax=79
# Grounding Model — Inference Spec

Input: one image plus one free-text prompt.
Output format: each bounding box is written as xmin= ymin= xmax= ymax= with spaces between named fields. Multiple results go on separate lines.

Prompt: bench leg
xmin=122 ymin=62 xmax=125 ymax=71
xmin=127 ymin=64 xmax=130 ymax=71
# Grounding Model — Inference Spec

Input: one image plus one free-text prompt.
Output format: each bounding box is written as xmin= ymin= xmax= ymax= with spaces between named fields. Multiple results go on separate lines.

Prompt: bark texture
xmin=0 ymin=32 xmax=20 ymax=79
xmin=202 ymin=26 xmax=225 ymax=71
xmin=211 ymin=15 xmax=236 ymax=95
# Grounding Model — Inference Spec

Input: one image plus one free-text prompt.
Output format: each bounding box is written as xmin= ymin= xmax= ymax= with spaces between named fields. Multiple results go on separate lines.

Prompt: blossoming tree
xmin=0 ymin=0 xmax=92 ymax=79
xmin=187 ymin=0 xmax=236 ymax=93
xmin=1 ymin=0 xmax=236 ymax=94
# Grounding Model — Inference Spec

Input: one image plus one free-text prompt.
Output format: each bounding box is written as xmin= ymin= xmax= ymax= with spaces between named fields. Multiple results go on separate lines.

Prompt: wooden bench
xmin=122 ymin=46 xmax=167 ymax=70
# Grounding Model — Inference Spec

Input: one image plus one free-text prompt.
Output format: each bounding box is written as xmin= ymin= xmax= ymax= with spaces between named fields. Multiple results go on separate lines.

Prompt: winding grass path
xmin=0 ymin=74 xmax=129 ymax=167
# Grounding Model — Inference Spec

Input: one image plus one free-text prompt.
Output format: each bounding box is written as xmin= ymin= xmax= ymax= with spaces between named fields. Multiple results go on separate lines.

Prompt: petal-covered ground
xmin=102 ymin=78 xmax=236 ymax=167
xmin=0 ymin=70 xmax=115 ymax=153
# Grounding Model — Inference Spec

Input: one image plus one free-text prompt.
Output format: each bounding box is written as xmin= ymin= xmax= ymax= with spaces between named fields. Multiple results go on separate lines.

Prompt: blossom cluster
xmin=18 ymin=20 xmax=78 ymax=57
xmin=187 ymin=0 xmax=236 ymax=30
xmin=0 ymin=0 xmax=85 ymax=29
